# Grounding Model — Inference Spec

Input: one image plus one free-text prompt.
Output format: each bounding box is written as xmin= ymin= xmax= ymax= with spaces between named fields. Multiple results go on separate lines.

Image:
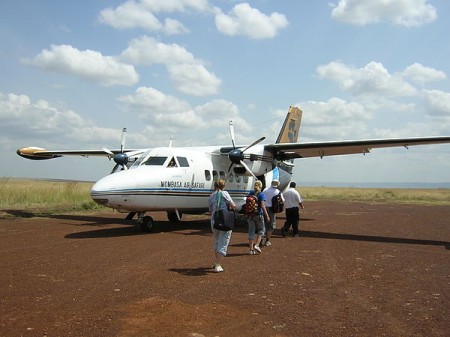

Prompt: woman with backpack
xmin=245 ymin=180 xmax=270 ymax=255
xmin=209 ymin=179 xmax=236 ymax=272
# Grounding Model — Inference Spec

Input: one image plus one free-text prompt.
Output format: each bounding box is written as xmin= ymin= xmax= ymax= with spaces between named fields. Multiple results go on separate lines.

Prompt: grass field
xmin=300 ymin=186 xmax=450 ymax=204
xmin=1 ymin=178 xmax=450 ymax=213
xmin=0 ymin=178 xmax=99 ymax=213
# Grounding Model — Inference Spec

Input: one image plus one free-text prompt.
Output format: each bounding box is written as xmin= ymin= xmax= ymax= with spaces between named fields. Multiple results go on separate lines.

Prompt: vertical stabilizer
xmin=275 ymin=106 xmax=302 ymax=144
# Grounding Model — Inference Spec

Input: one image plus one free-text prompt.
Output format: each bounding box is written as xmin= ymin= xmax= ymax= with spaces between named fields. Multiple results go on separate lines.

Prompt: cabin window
xmin=243 ymin=176 xmax=249 ymax=183
xmin=228 ymin=172 xmax=234 ymax=183
xmin=212 ymin=170 xmax=218 ymax=181
xmin=144 ymin=156 xmax=167 ymax=166
xmin=205 ymin=170 xmax=211 ymax=181
xmin=219 ymin=171 xmax=225 ymax=180
xmin=235 ymin=175 xmax=241 ymax=183
xmin=177 ymin=157 xmax=189 ymax=167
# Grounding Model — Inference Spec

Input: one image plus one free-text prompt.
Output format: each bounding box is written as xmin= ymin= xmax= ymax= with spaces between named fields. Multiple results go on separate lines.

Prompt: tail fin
xmin=275 ymin=106 xmax=303 ymax=144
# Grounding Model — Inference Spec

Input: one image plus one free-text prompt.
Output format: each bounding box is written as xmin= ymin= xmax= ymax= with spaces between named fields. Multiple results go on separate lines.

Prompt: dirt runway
xmin=1 ymin=201 xmax=449 ymax=337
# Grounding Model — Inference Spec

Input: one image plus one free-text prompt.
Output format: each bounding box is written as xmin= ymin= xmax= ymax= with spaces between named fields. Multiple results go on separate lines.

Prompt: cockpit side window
xmin=131 ymin=154 xmax=146 ymax=167
xmin=177 ymin=157 xmax=189 ymax=167
xmin=167 ymin=157 xmax=177 ymax=167
xmin=144 ymin=156 xmax=167 ymax=165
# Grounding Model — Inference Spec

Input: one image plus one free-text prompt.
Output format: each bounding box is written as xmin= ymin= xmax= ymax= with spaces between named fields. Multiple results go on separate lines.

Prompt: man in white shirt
xmin=262 ymin=179 xmax=284 ymax=246
xmin=281 ymin=181 xmax=304 ymax=237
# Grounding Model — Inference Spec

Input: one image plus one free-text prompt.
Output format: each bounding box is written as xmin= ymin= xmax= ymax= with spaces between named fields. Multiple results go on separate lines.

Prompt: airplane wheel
xmin=141 ymin=216 xmax=154 ymax=232
xmin=167 ymin=211 xmax=181 ymax=223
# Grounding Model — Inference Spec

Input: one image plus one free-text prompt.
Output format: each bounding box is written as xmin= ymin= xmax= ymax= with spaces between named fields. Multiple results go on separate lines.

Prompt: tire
xmin=140 ymin=215 xmax=154 ymax=232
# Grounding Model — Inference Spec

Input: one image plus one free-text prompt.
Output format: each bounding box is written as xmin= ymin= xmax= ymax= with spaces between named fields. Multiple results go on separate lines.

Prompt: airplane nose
xmin=90 ymin=171 xmax=138 ymax=207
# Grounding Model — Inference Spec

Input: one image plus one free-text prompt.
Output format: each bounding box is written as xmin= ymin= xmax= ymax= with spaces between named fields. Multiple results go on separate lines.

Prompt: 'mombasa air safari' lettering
xmin=160 ymin=181 xmax=205 ymax=188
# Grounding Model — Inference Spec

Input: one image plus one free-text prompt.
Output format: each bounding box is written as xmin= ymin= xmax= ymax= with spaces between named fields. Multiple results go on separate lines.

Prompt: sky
xmin=1 ymin=0 xmax=450 ymax=186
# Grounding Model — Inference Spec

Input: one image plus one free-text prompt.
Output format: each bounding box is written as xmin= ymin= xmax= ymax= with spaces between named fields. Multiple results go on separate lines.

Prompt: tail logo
xmin=288 ymin=120 xmax=297 ymax=143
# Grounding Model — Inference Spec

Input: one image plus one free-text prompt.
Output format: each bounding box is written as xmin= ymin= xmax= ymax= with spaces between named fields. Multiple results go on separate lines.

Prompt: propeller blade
xmin=242 ymin=136 xmax=265 ymax=152
xmin=102 ymin=147 xmax=114 ymax=156
xmin=227 ymin=161 xmax=234 ymax=172
xmin=120 ymin=128 xmax=127 ymax=153
xmin=229 ymin=121 xmax=236 ymax=149
xmin=240 ymin=160 xmax=257 ymax=180
xmin=111 ymin=163 xmax=120 ymax=174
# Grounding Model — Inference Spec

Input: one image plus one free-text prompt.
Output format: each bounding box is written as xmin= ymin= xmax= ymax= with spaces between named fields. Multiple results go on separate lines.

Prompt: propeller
xmin=104 ymin=128 xmax=129 ymax=173
xmin=227 ymin=121 xmax=265 ymax=179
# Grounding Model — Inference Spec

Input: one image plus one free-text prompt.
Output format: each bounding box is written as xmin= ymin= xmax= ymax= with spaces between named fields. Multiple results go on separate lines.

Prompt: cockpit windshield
xmin=144 ymin=156 xmax=168 ymax=166
xmin=131 ymin=150 xmax=191 ymax=168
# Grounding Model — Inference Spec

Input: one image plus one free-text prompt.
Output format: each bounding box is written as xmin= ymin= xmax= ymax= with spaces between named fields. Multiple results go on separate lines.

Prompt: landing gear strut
xmin=125 ymin=212 xmax=136 ymax=220
xmin=167 ymin=210 xmax=182 ymax=223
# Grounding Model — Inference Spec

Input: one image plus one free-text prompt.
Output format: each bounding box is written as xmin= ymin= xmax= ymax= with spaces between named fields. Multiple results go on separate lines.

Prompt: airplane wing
xmin=16 ymin=147 xmax=146 ymax=160
xmin=264 ymin=136 xmax=450 ymax=160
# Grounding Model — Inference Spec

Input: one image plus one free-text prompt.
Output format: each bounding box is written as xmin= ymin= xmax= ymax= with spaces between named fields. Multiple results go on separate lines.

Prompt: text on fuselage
xmin=160 ymin=181 xmax=205 ymax=188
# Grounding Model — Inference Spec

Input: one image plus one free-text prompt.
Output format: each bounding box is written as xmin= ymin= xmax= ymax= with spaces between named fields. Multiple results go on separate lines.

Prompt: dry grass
xmin=0 ymin=177 xmax=99 ymax=211
xmin=1 ymin=178 xmax=449 ymax=214
xmin=300 ymin=186 xmax=450 ymax=205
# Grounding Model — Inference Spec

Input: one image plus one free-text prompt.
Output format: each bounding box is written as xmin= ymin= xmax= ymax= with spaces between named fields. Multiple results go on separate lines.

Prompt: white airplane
xmin=17 ymin=106 xmax=450 ymax=231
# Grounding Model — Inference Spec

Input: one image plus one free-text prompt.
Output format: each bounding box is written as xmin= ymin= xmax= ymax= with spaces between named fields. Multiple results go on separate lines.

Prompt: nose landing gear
xmin=137 ymin=213 xmax=154 ymax=232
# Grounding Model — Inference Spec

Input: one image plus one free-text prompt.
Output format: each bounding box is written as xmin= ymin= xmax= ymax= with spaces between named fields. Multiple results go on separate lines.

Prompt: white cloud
xmin=195 ymin=99 xmax=241 ymax=119
xmin=118 ymin=86 xmax=191 ymax=113
xmin=99 ymin=1 xmax=162 ymax=31
xmin=422 ymin=89 xmax=450 ymax=117
xmin=120 ymin=36 xmax=221 ymax=96
xmin=401 ymin=63 xmax=447 ymax=84
xmin=317 ymin=61 xmax=417 ymax=97
xmin=118 ymin=88 xmax=247 ymax=131
xmin=24 ymin=45 xmax=139 ymax=86
xmin=167 ymin=63 xmax=221 ymax=96
xmin=153 ymin=109 xmax=208 ymax=129
xmin=299 ymin=98 xmax=370 ymax=140
xmin=0 ymin=93 xmax=84 ymax=135
xmin=313 ymin=61 xmax=450 ymax=139
xmin=163 ymin=18 xmax=190 ymax=35
xmin=120 ymin=36 xmax=195 ymax=65
xmin=214 ymin=3 xmax=289 ymax=39
xmin=98 ymin=0 xmax=210 ymax=34
xmin=118 ymin=86 xmax=206 ymax=128
xmin=139 ymin=0 xmax=210 ymax=12
xmin=0 ymin=92 xmax=159 ymax=153
xmin=330 ymin=0 xmax=437 ymax=27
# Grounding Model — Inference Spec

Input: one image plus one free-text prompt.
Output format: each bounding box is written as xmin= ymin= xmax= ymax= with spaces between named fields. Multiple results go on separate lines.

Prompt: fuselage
xmin=90 ymin=145 xmax=288 ymax=213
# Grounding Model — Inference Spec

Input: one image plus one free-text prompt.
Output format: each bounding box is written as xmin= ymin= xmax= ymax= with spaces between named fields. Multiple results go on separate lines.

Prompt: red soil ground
xmin=1 ymin=201 xmax=449 ymax=337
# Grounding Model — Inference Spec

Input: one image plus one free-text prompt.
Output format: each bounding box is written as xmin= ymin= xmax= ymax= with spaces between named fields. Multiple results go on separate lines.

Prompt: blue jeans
xmin=247 ymin=215 xmax=266 ymax=240
xmin=211 ymin=222 xmax=232 ymax=256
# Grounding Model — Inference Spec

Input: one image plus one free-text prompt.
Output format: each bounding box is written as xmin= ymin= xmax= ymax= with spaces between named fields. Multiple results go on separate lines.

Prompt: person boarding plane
xmin=17 ymin=106 xmax=450 ymax=231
